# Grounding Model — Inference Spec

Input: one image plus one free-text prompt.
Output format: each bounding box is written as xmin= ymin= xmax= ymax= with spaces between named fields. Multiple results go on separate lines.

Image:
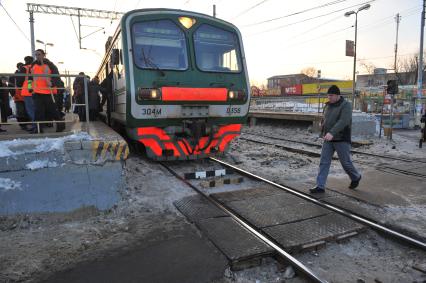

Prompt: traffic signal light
xmin=386 ymin=80 xmax=398 ymax=94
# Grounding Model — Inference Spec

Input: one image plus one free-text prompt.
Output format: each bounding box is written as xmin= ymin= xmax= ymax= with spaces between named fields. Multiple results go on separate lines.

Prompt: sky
xmin=0 ymin=0 xmax=423 ymax=86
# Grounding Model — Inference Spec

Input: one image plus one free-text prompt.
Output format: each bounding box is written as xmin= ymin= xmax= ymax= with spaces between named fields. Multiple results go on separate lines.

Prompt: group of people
xmin=0 ymin=49 xmax=67 ymax=133
xmin=0 ymin=49 xmax=108 ymax=133
xmin=72 ymin=72 xmax=106 ymax=122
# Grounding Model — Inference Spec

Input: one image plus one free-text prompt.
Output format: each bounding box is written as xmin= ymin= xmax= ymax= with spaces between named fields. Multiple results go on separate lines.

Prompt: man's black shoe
xmin=309 ymin=186 xmax=325 ymax=193
xmin=349 ymin=175 xmax=362 ymax=189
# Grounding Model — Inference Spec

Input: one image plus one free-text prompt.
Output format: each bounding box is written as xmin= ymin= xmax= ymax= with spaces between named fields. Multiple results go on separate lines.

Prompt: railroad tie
xmin=184 ymin=168 xmax=234 ymax=180
xmin=200 ymin=176 xmax=244 ymax=188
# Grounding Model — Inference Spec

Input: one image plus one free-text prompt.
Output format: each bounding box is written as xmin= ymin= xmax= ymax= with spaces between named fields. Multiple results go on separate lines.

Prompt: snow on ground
xmin=25 ymin=160 xmax=60 ymax=170
xmin=0 ymin=178 xmax=22 ymax=191
xmin=0 ymin=132 xmax=92 ymax=158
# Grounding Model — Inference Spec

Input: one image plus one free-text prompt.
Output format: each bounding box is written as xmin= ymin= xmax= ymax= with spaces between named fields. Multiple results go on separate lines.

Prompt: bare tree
xmin=393 ymin=53 xmax=426 ymax=85
xmin=300 ymin=67 xmax=317 ymax=77
xmin=359 ymin=60 xmax=376 ymax=74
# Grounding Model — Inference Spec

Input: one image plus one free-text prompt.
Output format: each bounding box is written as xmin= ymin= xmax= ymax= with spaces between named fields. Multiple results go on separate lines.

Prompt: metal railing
xmin=0 ymin=73 xmax=91 ymax=135
xmin=249 ymin=95 xmax=336 ymax=114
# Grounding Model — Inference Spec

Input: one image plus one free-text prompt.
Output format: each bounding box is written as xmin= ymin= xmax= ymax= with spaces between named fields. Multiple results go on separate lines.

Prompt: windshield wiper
xmin=141 ymin=48 xmax=165 ymax=77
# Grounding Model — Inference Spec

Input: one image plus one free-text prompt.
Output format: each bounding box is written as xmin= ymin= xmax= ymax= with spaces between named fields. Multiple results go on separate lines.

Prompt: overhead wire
xmin=244 ymin=0 xmax=359 ymax=27
xmin=245 ymin=1 xmax=375 ymax=36
xmin=0 ymin=2 xmax=30 ymax=42
xmin=233 ymin=0 xmax=271 ymax=20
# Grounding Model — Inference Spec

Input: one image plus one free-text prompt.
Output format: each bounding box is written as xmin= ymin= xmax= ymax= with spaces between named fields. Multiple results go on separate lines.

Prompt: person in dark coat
xmin=310 ymin=85 xmax=361 ymax=193
xmin=9 ymin=63 xmax=30 ymax=130
xmin=100 ymin=70 xmax=113 ymax=125
xmin=0 ymin=77 xmax=10 ymax=132
xmin=73 ymin=72 xmax=86 ymax=121
xmin=0 ymin=76 xmax=13 ymax=129
xmin=88 ymin=76 xmax=102 ymax=121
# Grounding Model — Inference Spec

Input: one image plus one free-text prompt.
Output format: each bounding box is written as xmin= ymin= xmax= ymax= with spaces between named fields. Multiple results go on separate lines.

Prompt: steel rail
xmin=160 ymin=162 xmax=329 ymax=283
xmin=210 ymin=157 xmax=426 ymax=251
xmin=242 ymin=131 xmax=426 ymax=163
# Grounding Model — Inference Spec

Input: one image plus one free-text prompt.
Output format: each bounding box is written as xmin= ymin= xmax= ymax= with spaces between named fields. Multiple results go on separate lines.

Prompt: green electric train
xmin=96 ymin=8 xmax=250 ymax=160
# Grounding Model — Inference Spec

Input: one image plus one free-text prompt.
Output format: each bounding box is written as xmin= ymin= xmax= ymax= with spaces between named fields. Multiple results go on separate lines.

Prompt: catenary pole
xmin=390 ymin=13 xmax=401 ymax=140
xmin=29 ymin=11 xmax=35 ymax=57
xmin=417 ymin=0 xmax=425 ymax=125
xmin=351 ymin=13 xmax=358 ymax=111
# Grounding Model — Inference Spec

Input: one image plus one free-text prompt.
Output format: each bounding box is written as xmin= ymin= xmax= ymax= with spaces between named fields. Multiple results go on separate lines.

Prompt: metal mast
xmin=417 ymin=0 xmax=425 ymax=125
xmin=26 ymin=3 xmax=123 ymax=55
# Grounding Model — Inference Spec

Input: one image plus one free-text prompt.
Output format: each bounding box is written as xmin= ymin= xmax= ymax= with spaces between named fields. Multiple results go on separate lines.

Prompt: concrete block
xmin=66 ymin=149 xmax=93 ymax=164
xmin=0 ymin=151 xmax=65 ymax=173
xmin=81 ymin=140 xmax=96 ymax=150
xmin=64 ymin=140 xmax=82 ymax=151
xmin=0 ymin=163 xmax=123 ymax=215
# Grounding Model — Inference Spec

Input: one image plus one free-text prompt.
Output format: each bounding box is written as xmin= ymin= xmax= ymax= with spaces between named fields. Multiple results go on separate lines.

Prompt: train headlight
xmin=138 ymin=88 xmax=162 ymax=100
xmin=228 ymin=90 xmax=246 ymax=101
xmin=179 ymin=17 xmax=196 ymax=29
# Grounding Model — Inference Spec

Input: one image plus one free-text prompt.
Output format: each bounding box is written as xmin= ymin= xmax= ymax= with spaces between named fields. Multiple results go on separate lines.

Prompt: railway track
xmin=161 ymin=158 xmax=426 ymax=283
xmin=241 ymin=131 xmax=426 ymax=163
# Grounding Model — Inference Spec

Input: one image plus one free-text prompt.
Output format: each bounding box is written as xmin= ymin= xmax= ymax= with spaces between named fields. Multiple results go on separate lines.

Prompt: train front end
xmin=123 ymin=9 xmax=250 ymax=160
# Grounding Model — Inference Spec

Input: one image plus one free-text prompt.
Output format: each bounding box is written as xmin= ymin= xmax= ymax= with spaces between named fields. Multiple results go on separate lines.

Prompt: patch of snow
xmin=0 ymin=178 xmax=22 ymax=191
xmin=0 ymin=132 xmax=92 ymax=158
xmin=25 ymin=160 xmax=60 ymax=170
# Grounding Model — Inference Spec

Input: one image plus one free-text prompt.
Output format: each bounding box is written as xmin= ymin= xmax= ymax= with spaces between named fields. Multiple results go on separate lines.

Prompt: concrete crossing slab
xmin=263 ymin=213 xmax=365 ymax=252
xmin=326 ymin=170 xmax=426 ymax=206
xmin=223 ymin=193 xmax=329 ymax=228
xmin=174 ymin=195 xmax=228 ymax=222
xmin=197 ymin=217 xmax=274 ymax=263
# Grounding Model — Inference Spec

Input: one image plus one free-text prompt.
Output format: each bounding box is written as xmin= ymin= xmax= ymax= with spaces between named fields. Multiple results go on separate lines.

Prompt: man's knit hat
xmin=327 ymin=85 xmax=340 ymax=95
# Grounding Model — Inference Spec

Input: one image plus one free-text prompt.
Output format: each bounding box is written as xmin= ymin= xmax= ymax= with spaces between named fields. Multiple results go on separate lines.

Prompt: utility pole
xmin=417 ymin=0 xmax=425 ymax=126
xmin=394 ymin=13 xmax=401 ymax=72
xmin=390 ymin=13 xmax=401 ymax=140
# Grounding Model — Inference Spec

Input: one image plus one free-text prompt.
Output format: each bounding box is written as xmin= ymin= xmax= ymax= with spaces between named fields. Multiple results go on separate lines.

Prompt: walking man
xmin=310 ymin=85 xmax=362 ymax=193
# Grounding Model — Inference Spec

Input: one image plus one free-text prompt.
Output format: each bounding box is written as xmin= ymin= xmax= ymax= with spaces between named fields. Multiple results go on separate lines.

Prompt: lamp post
xmin=36 ymin=39 xmax=54 ymax=54
xmin=345 ymin=3 xmax=371 ymax=110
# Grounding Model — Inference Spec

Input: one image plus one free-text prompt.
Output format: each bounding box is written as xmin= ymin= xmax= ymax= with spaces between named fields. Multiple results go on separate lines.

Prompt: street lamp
xmin=36 ymin=39 xmax=54 ymax=54
xmin=345 ymin=3 xmax=371 ymax=110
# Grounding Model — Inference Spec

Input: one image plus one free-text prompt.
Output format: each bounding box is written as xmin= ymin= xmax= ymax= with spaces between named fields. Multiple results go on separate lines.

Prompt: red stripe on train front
xmin=137 ymin=124 xmax=241 ymax=158
xmin=161 ymin=87 xmax=228 ymax=101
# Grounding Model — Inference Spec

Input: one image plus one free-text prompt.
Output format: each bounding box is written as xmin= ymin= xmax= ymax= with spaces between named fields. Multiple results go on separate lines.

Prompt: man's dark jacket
xmin=322 ymin=96 xmax=352 ymax=142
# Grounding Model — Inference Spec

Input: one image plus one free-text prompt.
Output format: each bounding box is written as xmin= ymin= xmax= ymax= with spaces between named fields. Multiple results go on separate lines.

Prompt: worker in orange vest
xmin=29 ymin=49 xmax=64 ymax=133
xmin=9 ymin=62 xmax=30 ymax=130
xmin=21 ymin=56 xmax=36 ymax=132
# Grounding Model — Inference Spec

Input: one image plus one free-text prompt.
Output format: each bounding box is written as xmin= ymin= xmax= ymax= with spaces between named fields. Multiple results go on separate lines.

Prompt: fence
xmin=0 ymin=73 xmax=91 ymax=134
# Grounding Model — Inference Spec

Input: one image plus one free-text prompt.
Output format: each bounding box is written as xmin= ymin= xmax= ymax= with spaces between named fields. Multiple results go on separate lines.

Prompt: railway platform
xmin=248 ymin=110 xmax=323 ymax=132
xmin=0 ymin=114 xmax=128 ymax=215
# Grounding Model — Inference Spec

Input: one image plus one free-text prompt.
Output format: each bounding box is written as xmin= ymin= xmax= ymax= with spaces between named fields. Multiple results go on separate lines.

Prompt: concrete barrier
xmin=0 ymin=126 xmax=128 ymax=215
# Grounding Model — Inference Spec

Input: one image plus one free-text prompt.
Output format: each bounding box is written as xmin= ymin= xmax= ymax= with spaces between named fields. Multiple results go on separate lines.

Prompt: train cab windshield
xmin=194 ymin=24 xmax=241 ymax=73
xmin=132 ymin=20 xmax=189 ymax=70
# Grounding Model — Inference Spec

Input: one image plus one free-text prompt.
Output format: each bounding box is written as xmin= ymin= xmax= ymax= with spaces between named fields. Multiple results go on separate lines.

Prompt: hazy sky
xmin=0 ymin=0 xmax=423 ymax=85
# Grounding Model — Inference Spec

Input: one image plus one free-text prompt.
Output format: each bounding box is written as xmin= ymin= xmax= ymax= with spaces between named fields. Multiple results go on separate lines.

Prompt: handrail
xmin=0 ymin=72 xmax=92 ymax=135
